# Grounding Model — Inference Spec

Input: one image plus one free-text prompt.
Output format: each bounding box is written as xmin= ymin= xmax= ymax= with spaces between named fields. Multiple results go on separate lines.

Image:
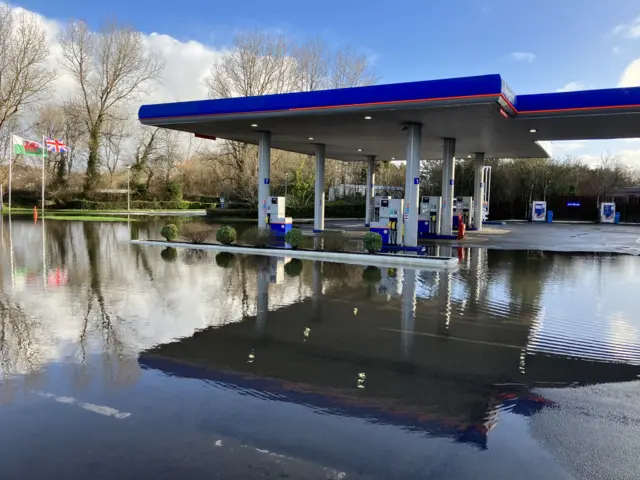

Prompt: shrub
xmin=362 ymin=266 xmax=382 ymax=284
xmin=284 ymin=228 xmax=303 ymax=249
xmin=160 ymin=247 xmax=177 ymax=262
xmin=241 ymin=226 xmax=272 ymax=248
xmin=284 ymin=259 xmax=303 ymax=277
xmin=181 ymin=223 xmax=213 ymax=244
xmin=216 ymin=225 xmax=237 ymax=245
xmin=322 ymin=230 xmax=351 ymax=252
xmin=165 ymin=182 xmax=183 ymax=201
xmin=363 ymin=232 xmax=383 ymax=254
xmin=215 ymin=252 xmax=236 ymax=268
xmin=160 ymin=224 xmax=179 ymax=242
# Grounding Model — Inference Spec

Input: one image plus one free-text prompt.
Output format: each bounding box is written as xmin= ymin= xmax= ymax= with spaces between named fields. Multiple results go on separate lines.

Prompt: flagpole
xmin=41 ymin=135 xmax=45 ymax=213
xmin=8 ymin=132 xmax=12 ymax=213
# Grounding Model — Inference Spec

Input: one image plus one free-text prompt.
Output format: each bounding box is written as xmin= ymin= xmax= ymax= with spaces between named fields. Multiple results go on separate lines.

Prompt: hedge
xmin=205 ymin=203 xmax=365 ymax=219
xmin=59 ymin=200 xmax=217 ymax=210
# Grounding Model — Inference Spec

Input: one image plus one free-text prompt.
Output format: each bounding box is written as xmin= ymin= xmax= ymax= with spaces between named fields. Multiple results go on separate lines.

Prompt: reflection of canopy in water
xmin=139 ymin=354 xmax=549 ymax=451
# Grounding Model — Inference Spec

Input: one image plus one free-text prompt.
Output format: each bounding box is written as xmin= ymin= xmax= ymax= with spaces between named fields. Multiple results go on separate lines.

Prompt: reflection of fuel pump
xmin=370 ymin=197 xmax=404 ymax=246
xmin=418 ymin=196 xmax=441 ymax=237
xmin=599 ymin=202 xmax=616 ymax=224
xmin=267 ymin=196 xmax=293 ymax=235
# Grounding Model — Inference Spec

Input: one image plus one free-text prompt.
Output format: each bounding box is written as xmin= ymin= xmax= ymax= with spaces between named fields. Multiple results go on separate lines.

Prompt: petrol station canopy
xmin=138 ymin=74 xmax=640 ymax=161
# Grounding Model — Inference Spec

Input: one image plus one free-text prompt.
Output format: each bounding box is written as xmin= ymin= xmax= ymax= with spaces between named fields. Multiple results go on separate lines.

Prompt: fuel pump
xmin=459 ymin=196 xmax=474 ymax=228
xmin=267 ymin=196 xmax=293 ymax=235
xmin=370 ymin=197 xmax=404 ymax=246
xmin=528 ymin=201 xmax=547 ymax=222
xmin=418 ymin=196 xmax=442 ymax=237
xmin=599 ymin=202 xmax=616 ymax=224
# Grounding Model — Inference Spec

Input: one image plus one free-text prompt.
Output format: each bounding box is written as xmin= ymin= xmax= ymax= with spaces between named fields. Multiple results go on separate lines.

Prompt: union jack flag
xmin=45 ymin=137 xmax=68 ymax=153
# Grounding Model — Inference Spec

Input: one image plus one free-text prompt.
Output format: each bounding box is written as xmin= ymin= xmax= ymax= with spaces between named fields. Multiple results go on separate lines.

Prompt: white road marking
xmin=215 ymin=440 xmax=223 ymax=447
xmin=636 ymin=237 xmax=640 ymax=243
xmin=380 ymin=327 xmax=522 ymax=350
xmin=34 ymin=391 xmax=131 ymax=419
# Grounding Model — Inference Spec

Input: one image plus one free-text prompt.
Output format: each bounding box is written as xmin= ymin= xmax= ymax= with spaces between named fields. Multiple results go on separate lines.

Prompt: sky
xmin=8 ymin=0 xmax=640 ymax=165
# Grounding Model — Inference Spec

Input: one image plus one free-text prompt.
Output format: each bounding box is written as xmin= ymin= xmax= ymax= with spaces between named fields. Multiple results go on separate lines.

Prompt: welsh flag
xmin=12 ymin=135 xmax=47 ymax=157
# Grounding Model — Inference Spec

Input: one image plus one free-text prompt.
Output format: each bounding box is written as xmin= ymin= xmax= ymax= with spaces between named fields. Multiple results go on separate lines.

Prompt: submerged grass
xmin=41 ymin=215 xmax=133 ymax=222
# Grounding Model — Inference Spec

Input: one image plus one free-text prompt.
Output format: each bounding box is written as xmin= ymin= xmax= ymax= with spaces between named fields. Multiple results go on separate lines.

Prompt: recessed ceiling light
xmin=529 ymin=128 xmax=537 ymax=133
xmin=357 ymin=148 xmax=363 ymax=152
xmin=308 ymin=137 xmax=314 ymax=140
xmin=467 ymin=155 xmax=472 ymax=158
xmin=391 ymin=157 xmax=396 ymax=160
xmin=364 ymin=116 xmax=372 ymax=120
xmin=251 ymin=124 xmax=258 ymax=127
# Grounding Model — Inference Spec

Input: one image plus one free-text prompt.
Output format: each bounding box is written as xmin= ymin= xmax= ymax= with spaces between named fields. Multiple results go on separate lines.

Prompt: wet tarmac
xmin=308 ymin=220 xmax=640 ymax=255
xmin=1 ymin=217 xmax=640 ymax=479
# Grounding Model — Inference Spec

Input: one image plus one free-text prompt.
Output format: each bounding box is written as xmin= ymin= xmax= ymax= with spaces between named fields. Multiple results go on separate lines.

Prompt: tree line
xmin=1 ymin=3 xmax=638 ymax=210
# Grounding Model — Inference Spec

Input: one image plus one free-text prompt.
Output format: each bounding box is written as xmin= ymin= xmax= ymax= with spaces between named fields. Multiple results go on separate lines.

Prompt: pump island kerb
xmin=138 ymin=74 xmax=640 ymax=247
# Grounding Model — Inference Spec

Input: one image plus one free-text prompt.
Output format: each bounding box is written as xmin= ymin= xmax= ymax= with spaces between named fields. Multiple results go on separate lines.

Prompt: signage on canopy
xmin=501 ymin=80 xmax=516 ymax=106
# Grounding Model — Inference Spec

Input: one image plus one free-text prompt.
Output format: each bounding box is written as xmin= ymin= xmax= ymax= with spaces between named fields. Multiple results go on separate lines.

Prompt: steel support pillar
xmin=441 ymin=138 xmax=456 ymax=236
xmin=473 ymin=152 xmax=485 ymax=231
xmin=314 ymin=144 xmax=326 ymax=232
xmin=258 ymin=131 xmax=271 ymax=228
xmin=403 ymin=124 xmax=422 ymax=247
xmin=365 ymin=155 xmax=376 ymax=226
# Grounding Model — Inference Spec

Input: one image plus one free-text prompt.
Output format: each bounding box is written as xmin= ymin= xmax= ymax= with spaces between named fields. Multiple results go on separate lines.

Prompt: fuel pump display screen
xmin=381 ymin=200 xmax=389 ymax=208
xmin=271 ymin=198 xmax=278 ymax=204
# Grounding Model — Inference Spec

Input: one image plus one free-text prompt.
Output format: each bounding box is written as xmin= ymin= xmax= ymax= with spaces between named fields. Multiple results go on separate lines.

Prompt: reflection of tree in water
xmin=0 ymin=295 xmax=42 ymax=380
xmin=77 ymin=222 xmax=129 ymax=388
xmin=181 ymin=249 xmax=209 ymax=265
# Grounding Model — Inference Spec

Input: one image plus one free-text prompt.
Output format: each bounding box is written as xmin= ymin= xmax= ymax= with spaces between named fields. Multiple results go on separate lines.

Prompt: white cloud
xmin=510 ymin=51 xmax=536 ymax=63
xmin=574 ymin=149 xmax=640 ymax=167
xmin=556 ymin=81 xmax=586 ymax=92
xmin=611 ymin=16 xmax=640 ymax=39
xmin=553 ymin=141 xmax=586 ymax=152
xmin=619 ymin=58 xmax=640 ymax=87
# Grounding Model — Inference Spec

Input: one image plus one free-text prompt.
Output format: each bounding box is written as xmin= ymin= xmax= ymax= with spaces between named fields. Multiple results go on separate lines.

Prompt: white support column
xmin=473 ymin=152 xmax=485 ymax=231
xmin=314 ymin=144 xmax=326 ymax=232
xmin=403 ymin=124 xmax=422 ymax=247
xmin=441 ymin=138 xmax=456 ymax=236
xmin=365 ymin=155 xmax=376 ymax=226
xmin=258 ymin=131 xmax=271 ymax=228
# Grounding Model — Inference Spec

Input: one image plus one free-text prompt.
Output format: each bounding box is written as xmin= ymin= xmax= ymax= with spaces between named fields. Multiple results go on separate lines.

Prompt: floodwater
xmin=1 ymin=217 xmax=640 ymax=479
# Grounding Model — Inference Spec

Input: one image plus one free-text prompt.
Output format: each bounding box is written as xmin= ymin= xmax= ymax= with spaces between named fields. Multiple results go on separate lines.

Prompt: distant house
xmin=611 ymin=187 xmax=640 ymax=198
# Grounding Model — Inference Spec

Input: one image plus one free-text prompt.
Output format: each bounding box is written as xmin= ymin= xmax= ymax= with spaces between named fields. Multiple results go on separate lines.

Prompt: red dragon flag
xmin=12 ymin=135 xmax=47 ymax=157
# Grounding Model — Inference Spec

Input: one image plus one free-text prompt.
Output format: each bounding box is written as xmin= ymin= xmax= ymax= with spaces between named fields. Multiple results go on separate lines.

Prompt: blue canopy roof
xmin=138 ymin=75 xmax=640 ymax=161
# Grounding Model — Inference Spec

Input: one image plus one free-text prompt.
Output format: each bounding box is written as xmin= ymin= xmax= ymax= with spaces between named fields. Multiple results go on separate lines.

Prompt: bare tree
xmin=329 ymin=46 xmax=377 ymax=89
xmin=0 ymin=4 xmax=52 ymax=133
xmin=292 ymin=37 xmax=329 ymax=92
xmin=205 ymin=31 xmax=296 ymax=99
xmin=32 ymin=102 xmax=87 ymax=189
xmin=59 ymin=21 xmax=164 ymax=195
xmin=102 ymin=118 xmax=129 ymax=188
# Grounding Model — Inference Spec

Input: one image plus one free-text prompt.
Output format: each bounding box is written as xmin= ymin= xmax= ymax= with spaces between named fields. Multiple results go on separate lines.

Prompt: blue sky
xmin=13 ymin=0 xmax=640 ymax=162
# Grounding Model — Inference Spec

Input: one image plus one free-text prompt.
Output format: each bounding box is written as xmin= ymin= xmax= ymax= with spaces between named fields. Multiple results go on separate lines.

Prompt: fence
xmin=490 ymin=195 xmax=640 ymax=223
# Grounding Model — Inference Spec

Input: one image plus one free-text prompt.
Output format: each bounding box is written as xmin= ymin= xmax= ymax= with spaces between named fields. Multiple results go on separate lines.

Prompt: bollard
xmin=33 ymin=206 xmax=38 ymax=223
